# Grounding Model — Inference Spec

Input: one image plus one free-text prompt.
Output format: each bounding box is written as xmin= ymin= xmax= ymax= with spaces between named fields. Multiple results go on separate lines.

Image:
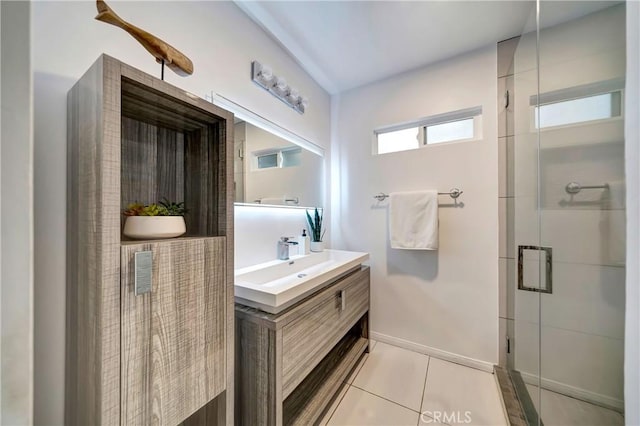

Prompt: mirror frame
xmin=211 ymin=93 xmax=325 ymax=209
xmin=212 ymin=93 xmax=325 ymax=156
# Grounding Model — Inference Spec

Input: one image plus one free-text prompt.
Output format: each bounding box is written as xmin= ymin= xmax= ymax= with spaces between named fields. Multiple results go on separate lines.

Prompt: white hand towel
xmin=389 ymin=190 xmax=438 ymax=250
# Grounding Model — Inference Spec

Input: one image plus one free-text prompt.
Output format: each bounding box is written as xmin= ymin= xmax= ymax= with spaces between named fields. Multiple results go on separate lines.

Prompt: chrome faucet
xmin=277 ymin=237 xmax=299 ymax=260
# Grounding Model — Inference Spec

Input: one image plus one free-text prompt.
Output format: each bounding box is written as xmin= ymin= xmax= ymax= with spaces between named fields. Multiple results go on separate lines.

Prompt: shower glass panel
xmin=508 ymin=2 xmax=626 ymax=425
xmin=509 ymin=2 xmax=543 ymax=421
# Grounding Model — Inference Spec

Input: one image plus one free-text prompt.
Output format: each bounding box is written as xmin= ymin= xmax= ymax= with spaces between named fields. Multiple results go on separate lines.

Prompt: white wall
xmin=31 ymin=2 xmax=330 ymax=423
xmin=624 ymin=0 xmax=640 ymax=423
xmin=331 ymin=46 xmax=499 ymax=366
xmin=235 ymin=205 xmax=309 ymax=269
xmin=1 ymin=1 xmax=34 ymax=424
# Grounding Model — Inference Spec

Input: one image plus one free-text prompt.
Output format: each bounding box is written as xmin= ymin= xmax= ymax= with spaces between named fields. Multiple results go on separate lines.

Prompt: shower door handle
xmin=517 ymin=245 xmax=552 ymax=294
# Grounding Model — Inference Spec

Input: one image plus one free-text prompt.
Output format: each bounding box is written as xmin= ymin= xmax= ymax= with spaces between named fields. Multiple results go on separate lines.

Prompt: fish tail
xmin=95 ymin=0 xmax=126 ymax=29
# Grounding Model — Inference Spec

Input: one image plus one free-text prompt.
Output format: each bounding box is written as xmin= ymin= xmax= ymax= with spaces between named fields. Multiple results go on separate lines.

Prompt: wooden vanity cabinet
xmin=236 ymin=265 xmax=371 ymax=426
xmin=66 ymin=55 xmax=234 ymax=425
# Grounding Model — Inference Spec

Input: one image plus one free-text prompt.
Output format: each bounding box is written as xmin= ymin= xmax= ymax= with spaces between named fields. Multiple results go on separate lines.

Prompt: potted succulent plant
xmin=305 ymin=208 xmax=325 ymax=252
xmin=123 ymin=198 xmax=187 ymax=239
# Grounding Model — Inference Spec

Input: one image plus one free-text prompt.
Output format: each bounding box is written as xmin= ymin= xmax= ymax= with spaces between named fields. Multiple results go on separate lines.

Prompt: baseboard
xmin=519 ymin=371 xmax=624 ymax=413
xmin=370 ymin=331 xmax=495 ymax=373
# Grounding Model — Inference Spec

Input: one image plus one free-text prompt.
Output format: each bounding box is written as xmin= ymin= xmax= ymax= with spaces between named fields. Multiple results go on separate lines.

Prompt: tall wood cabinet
xmin=66 ymin=55 xmax=234 ymax=425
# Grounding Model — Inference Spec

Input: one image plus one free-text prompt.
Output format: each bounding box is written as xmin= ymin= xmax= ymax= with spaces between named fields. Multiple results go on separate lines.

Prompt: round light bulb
xmin=260 ymin=65 xmax=273 ymax=82
xmin=276 ymin=77 xmax=288 ymax=90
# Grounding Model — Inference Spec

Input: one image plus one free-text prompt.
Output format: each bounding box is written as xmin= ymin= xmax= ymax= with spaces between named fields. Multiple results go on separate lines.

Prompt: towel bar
xmin=373 ymin=188 xmax=463 ymax=202
xmin=565 ymin=182 xmax=609 ymax=195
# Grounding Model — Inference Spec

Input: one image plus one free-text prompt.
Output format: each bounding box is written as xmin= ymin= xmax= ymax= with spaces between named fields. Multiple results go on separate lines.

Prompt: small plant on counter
xmin=159 ymin=198 xmax=187 ymax=216
xmin=305 ymin=207 xmax=325 ymax=242
xmin=122 ymin=199 xmax=187 ymax=216
xmin=122 ymin=199 xmax=187 ymax=240
xmin=123 ymin=202 xmax=145 ymax=216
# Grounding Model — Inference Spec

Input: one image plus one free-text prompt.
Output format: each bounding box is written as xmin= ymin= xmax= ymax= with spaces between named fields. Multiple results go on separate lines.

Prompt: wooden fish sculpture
xmin=95 ymin=0 xmax=194 ymax=76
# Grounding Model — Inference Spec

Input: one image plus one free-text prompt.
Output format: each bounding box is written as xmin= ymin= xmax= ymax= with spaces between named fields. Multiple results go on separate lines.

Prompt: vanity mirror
xmin=212 ymin=95 xmax=324 ymax=208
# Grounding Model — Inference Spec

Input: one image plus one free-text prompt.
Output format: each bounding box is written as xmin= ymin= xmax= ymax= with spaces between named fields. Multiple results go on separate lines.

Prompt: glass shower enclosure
xmin=505 ymin=2 xmax=626 ymax=425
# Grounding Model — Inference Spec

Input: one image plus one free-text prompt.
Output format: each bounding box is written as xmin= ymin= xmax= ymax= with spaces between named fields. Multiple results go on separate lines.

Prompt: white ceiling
xmin=236 ymin=1 xmax=620 ymax=94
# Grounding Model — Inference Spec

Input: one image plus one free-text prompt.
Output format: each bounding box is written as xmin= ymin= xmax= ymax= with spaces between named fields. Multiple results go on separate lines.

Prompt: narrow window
xmin=535 ymin=92 xmax=622 ymax=129
xmin=281 ymin=147 xmax=302 ymax=167
xmin=426 ymin=118 xmax=475 ymax=144
xmin=257 ymin=153 xmax=278 ymax=169
xmin=253 ymin=147 xmax=302 ymax=170
xmin=374 ymin=106 xmax=482 ymax=155
xmin=377 ymin=127 xmax=421 ymax=155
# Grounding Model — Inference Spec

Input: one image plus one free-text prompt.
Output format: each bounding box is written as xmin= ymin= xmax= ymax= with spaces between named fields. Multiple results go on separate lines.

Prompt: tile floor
xmin=320 ymin=340 xmax=508 ymax=426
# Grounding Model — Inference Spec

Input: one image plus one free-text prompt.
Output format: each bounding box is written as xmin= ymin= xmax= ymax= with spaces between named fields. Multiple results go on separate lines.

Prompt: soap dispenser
xmin=300 ymin=229 xmax=311 ymax=255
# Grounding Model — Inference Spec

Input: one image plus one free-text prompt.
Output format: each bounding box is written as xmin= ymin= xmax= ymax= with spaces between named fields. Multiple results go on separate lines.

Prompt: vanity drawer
xmin=281 ymin=266 xmax=369 ymax=397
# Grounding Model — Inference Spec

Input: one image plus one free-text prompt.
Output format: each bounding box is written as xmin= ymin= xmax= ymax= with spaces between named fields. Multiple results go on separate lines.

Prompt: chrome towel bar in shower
xmin=373 ymin=188 xmax=463 ymax=202
xmin=565 ymin=182 xmax=609 ymax=195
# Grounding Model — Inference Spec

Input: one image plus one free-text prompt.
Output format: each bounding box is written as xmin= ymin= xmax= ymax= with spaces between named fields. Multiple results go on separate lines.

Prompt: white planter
xmin=123 ymin=216 xmax=186 ymax=240
xmin=310 ymin=241 xmax=324 ymax=252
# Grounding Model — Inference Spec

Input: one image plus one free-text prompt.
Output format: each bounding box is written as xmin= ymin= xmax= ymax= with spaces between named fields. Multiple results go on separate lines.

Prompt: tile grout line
xmin=417 ymin=356 xmax=431 ymax=426
xmin=350 ymin=383 xmax=422 ymax=414
xmin=415 ymin=357 xmax=453 ymax=426
xmin=420 ymin=358 xmax=431 ymax=412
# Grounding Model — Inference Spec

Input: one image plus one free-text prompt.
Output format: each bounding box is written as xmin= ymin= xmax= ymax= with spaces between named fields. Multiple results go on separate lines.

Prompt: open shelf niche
xmin=120 ymin=77 xmax=228 ymax=240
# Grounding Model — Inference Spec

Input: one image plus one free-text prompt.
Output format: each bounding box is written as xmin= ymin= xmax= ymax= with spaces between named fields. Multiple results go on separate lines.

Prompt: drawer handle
xmin=338 ymin=289 xmax=346 ymax=311
xmin=134 ymin=251 xmax=153 ymax=295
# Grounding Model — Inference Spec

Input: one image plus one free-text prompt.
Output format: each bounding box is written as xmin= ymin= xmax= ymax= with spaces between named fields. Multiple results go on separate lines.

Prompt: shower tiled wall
xmin=497 ymin=37 xmax=518 ymax=368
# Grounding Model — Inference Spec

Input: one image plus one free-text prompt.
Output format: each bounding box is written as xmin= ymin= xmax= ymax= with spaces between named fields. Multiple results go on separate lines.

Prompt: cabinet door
xmin=281 ymin=267 xmax=370 ymax=397
xmin=121 ymin=237 xmax=226 ymax=425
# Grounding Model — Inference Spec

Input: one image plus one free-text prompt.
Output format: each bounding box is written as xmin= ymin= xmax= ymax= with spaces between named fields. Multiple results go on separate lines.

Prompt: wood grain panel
xmin=211 ymin=121 xmax=227 ymax=237
xmin=157 ymin=128 xmax=184 ymax=202
xmin=184 ymin=128 xmax=206 ymax=235
xmin=121 ymin=93 xmax=207 ymax=132
xmin=183 ymin=122 xmax=226 ymax=238
xmin=119 ymin=63 xmax=235 ymax=126
xmin=65 ymin=54 xmax=122 ymax=426
xmin=284 ymin=334 xmax=368 ymax=425
xmin=221 ymin=115 xmax=235 ymax=425
xmin=121 ymin=237 xmax=226 ymax=425
xmin=121 ymin=116 xmax=158 ymax=207
xmin=121 ymin=77 xmax=220 ymax=129
xmin=120 ymin=116 xmax=185 ymax=211
xmin=281 ymin=268 xmax=370 ymax=398
xmin=235 ymin=317 xmax=281 ymax=426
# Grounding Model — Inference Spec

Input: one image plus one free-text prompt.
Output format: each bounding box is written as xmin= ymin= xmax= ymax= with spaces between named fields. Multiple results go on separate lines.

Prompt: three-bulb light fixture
xmin=251 ymin=61 xmax=309 ymax=114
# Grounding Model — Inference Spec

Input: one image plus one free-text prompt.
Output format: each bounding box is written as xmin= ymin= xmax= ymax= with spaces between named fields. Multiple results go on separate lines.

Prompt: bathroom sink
xmin=235 ymin=249 xmax=369 ymax=313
